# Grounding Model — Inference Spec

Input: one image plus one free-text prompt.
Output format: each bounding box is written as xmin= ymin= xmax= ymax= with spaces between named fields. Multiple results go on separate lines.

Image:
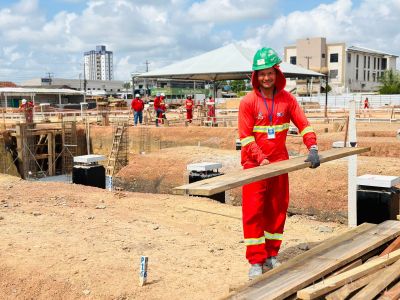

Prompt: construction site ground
xmin=0 ymin=115 xmax=399 ymax=299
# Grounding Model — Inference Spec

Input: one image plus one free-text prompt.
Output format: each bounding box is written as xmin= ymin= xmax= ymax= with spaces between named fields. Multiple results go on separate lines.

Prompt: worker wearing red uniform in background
xmin=19 ymin=98 xmax=34 ymax=123
xmin=154 ymin=92 xmax=162 ymax=127
xmin=131 ymin=94 xmax=144 ymax=126
xmin=159 ymin=93 xmax=167 ymax=124
xmin=239 ymin=47 xmax=320 ymax=280
xmin=364 ymin=97 xmax=370 ymax=109
xmin=206 ymin=95 xmax=216 ymax=125
xmin=185 ymin=95 xmax=194 ymax=123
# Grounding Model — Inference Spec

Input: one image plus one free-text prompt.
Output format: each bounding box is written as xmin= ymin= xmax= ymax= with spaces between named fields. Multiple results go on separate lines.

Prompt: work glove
xmin=305 ymin=146 xmax=320 ymax=169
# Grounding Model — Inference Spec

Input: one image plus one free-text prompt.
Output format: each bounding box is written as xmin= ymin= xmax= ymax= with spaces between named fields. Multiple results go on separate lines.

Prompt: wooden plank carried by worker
xmin=225 ymin=220 xmax=400 ymax=300
xmin=174 ymin=147 xmax=370 ymax=196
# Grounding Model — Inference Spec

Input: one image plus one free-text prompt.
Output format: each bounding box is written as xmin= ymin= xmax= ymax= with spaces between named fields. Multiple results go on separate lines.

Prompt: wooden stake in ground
xmin=139 ymin=256 xmax=148 ymax=286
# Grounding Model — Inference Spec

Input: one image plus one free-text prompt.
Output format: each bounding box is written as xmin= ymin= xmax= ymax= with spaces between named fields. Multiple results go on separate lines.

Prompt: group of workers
xmin=130 ymin=92 xmax=216 ymax=126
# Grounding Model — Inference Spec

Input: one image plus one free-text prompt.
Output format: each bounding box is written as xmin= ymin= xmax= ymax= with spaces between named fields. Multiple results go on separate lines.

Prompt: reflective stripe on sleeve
xmin=264 ymin=231 xmax=283 ymax=241
xmin=253 ymin=123 xmax=290 ymax=133
xmin=244 ymin=236 xmax=266 ymax=246
xmin=240 ymin=136 xmax=255 ymax=146
xmin=300 ymin=126 xmax=315 ymax=136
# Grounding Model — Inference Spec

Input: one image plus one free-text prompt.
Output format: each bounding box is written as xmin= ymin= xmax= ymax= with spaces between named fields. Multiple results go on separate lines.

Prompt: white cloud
xmin=1 ymin=0 xmax=400 ymax=83
xmin=188 ymin=0 xmax=276 ymax=23
xmin=240 ymin=0 xmax=400 ymax=59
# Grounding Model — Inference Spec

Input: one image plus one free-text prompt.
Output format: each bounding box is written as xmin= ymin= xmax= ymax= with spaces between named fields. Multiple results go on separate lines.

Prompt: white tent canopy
xmin=137 ymin=43 xmax=324 ymax=81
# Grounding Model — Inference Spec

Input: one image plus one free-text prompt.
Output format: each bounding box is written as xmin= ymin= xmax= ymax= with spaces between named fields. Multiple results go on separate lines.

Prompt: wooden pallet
xmin=174 ymin=147 xmax=370 ymax=196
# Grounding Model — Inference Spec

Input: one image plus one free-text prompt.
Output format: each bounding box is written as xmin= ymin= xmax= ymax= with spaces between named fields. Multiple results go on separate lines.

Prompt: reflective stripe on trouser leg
xmin=263 ymin=173 xmax=289 ymax=258
xmin=242 ymin=178 xmax=268 ymax=265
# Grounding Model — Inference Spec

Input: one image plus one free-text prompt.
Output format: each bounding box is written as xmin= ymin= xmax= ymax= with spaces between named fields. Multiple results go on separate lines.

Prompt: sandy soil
xmin=0 ymin=174 xmax=347 ymax=299
xmin=0 ymin=115 xmax=399 ymax=299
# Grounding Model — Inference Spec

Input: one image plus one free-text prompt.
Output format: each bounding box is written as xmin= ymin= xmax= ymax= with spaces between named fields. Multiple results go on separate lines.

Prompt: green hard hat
xmin=252 ymin=47 xmax=282 ymax=71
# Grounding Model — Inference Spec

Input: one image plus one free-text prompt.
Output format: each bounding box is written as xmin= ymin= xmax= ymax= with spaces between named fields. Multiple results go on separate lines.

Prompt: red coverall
xmin=364 ymin=99 xmax=369 ymax=109
xmin=238 ymin=66 xmax=317 ymax=265
xmin=185 ymin=98 xmax=194 ymax=122
xmin=207 ymin=98 xmax=216 ymax=122
xmin=159 ymin=96 xmax=167 ymax=124
xmin=19 ymin=102 xmax=34 ymax=123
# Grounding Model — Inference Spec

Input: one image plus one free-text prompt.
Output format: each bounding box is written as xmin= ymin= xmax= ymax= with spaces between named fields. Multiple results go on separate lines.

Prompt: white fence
xmin=297 ymin=94 xmax=400 ymax=108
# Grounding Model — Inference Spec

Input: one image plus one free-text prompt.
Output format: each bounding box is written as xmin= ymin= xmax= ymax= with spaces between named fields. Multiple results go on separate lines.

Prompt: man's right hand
xmin=259 ymin=159 xmax=270 ymax=166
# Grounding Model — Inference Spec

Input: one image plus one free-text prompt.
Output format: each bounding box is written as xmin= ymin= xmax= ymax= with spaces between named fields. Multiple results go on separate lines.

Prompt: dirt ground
xmin=0 ymin=174 xmax=348 ymax=299
xmin=0 ymin=116 xmax=399 ymax=299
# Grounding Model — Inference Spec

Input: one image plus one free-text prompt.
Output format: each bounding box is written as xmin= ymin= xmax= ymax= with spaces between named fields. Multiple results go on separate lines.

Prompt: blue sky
xmin=0 ymin=0 xmax=398 ymax=83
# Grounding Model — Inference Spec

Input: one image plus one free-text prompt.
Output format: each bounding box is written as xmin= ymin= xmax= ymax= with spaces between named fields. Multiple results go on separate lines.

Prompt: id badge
xmin=267 ymin=127 xmax=276 ymax=139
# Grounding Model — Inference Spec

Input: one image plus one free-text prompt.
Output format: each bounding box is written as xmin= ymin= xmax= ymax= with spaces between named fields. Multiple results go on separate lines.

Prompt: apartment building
xmin=84 ymin=45 xmax=114 ymax=81
xmin=284 ymin=37 xmax=398 ymax=93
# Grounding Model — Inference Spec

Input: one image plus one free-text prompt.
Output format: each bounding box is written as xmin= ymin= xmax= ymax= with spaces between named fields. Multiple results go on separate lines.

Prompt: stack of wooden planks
xmin=226 ymin=220 xmax=400 ymax=300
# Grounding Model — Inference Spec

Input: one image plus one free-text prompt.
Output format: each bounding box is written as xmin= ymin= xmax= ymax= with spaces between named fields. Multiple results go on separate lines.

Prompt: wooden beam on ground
xmin=225 ymin=221 xmax=400 ymax=300
xmin=378 ymin=280 xmax=400 ymax=300
xmin=328 ymin=258 xmax=362 ymax=277
xmin=380 ymin=236 xmax=400 ymax=257
xmin=174 ymin=147 xmax=370 ymax=196
xmin=297 ymin=248 xmax=400 ymax=299
xmin=325 ymin=269 xmax=385 ymax=300
xmin=351 ymin=258 xmax=400 ymax=300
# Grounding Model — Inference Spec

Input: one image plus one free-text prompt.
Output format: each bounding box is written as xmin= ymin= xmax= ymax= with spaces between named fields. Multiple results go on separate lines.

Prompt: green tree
xmin=230 ymin=80 xmax=246 ymax=94
xmin=123 ymin=82 xmax=131 ymax=93
xmin=379 ymin=70 xmax=400 ymax=94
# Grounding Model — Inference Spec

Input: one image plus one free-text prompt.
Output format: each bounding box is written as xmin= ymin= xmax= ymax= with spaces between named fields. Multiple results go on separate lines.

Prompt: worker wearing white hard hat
xmin=19 ymin=98 xmax=34 ymax=123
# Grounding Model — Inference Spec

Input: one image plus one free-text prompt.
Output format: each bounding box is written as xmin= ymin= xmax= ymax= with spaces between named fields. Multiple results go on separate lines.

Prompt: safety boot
xmin=263 ymin=256 xmax=281 ymax=272
xmin=248 ymin=263 xmax=263 ymax=280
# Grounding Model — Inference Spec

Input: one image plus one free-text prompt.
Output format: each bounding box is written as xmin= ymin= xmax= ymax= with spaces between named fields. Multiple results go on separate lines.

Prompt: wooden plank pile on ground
xmin=226 ymin=220 xmax=400 ymax=300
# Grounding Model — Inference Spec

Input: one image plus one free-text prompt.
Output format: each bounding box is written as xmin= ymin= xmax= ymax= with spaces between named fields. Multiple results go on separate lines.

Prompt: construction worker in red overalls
xmin=239 ymin=47 xmax=320 ymax=280
xmin=185 ymin=95 xmax=194 ymax=123
xmin=19 ymin=98 xmax=34 ymax=123
xmin=206 ymin=96 xmax=216 ymax=125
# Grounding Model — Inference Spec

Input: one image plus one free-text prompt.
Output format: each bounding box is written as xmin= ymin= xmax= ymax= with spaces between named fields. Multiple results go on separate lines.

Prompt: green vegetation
xmin=230 ymin=80 xmax=246 ymax=94
xmin=379 ymin=70 xmax=400 ymax=94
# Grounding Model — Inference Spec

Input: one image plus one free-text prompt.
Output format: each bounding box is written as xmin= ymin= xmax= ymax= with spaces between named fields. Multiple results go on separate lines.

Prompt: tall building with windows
xmin=284 ymin=37 xmax=398 ymax=93
xmin=84 ymin=45 xmax=113 ymax=81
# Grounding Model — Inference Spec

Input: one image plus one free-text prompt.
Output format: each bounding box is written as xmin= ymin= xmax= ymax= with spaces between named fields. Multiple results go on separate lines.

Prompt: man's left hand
xmin=305 ymin=147 xmax=320 ymax=168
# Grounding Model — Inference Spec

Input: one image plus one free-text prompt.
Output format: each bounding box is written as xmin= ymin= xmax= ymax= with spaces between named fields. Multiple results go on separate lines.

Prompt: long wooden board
xmin=297 ymin=248 xmax=400 ymax=299
xmin=226 ymin=220 xmax=400 ymax=300
xmin=174 ymin=147 xmax=370 ymax=196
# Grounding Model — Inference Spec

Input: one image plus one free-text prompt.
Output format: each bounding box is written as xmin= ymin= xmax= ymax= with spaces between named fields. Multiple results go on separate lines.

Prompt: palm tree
xmin=123 ymin=82 xmax=131 ymax=99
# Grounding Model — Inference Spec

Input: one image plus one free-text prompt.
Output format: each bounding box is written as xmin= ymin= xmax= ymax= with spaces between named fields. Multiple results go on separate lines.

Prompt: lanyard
xmin=260 ymin=89 xmax=275 ymax=125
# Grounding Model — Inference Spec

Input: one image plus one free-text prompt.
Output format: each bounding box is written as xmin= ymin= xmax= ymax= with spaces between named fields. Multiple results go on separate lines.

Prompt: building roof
xmin=0 ymin=87 xmax=84 ymax=95
xmin=0 ymin=81 xmax=17 ymax=87
xmin=138 ymin=43 xmax=324 ymax=81
xmin=347 ymin=46 xmax=398 ymax=57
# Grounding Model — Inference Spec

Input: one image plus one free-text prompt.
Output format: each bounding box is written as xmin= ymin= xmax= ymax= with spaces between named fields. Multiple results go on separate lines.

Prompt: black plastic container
xmin=357 ymin=186 xmax=400 ymax=225
xmin=189 ymin=171 xmax=225 ymax=203
xmin=72 ymin=165 xmax=106 ymax=189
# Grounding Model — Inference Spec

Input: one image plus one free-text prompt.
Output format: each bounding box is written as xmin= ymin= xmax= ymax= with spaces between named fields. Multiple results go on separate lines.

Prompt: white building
xmin=284 ymin=37 xmax=398 ymax=93
xmin=21 ymin=78 xmax=125 ymax=94
xmin=84 ymin=45 xmax=113 ymax=81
